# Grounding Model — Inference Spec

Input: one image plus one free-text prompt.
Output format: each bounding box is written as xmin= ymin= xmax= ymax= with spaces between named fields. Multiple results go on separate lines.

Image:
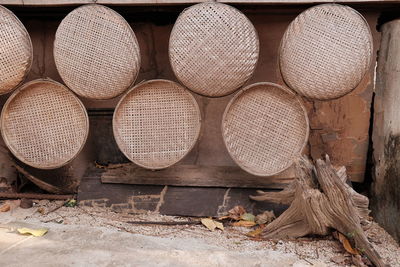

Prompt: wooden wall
xmin=0 ymin=5 xmax=380 ymax=192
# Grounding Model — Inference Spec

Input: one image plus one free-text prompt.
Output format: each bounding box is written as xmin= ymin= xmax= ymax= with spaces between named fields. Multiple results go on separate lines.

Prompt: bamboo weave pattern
xmin=280 ymin=4 xmax=372 ymax=100
xmin=113 ymin=80 xmax=201 ymax=169
xmin=222 ymin=83 xmax=309 ymax=176
xmin=169 ymin=2 xmax=259 ymax=97
xmin=54 ymin=4 xmax=140 ymax=99
xmin=1 ymin=80 xmax=89 ymax=169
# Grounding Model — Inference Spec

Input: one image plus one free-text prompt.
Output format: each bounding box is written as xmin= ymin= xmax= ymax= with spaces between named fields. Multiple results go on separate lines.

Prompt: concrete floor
xmin=0 ymin=221 xmax=305 ymax=267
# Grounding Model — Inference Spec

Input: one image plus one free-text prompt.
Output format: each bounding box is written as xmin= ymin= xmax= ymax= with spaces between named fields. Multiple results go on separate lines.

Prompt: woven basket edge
xmin=112 ymin=79 xmax=202 ymax=170
xmin=168 ymin=1 xmax=260 ymax=98
xmin=0 ymin=78 xmax=89 ymax=169
xmin=221 ymin=81 xmax=310 ymax=177
xmin=0 ymin=5 xmax=33 ymax=96
xmin=53 ymin=3 xmax=141 ymax=100
xmin=277 ymin=3 xmax=374 ymax=101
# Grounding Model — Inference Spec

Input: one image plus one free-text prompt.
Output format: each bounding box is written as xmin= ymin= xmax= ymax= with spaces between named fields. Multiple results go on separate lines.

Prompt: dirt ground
xmin=0 ymin=199 xmax=399 ymax=267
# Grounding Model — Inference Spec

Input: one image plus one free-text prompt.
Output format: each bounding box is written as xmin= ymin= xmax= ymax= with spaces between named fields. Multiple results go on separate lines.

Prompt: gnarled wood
xmin=251 ymin=156 xmax=386 ymax=267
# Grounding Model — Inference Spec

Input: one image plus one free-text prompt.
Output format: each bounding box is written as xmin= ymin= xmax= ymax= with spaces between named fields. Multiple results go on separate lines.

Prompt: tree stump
xmin=251 ymin=156 xmax=387 ymax=267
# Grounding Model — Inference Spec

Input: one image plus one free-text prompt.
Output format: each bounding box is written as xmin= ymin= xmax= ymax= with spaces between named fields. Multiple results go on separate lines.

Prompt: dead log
xmin=251 ymin=156 xmax=386 ymax=267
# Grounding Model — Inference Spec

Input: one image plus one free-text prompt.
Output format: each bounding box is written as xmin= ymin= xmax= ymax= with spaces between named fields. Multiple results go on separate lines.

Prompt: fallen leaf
xmin=214 ymin=221 xmax=224 ymax=231
xmin=64 ymin=199 xmax=77 ymax=207
xmin=201 ymin=218 xmax=224 ymax=231
xmin=246 ymin=226 xmax=264 ymax=237
xmin=255 ymin=210 xmax=276 ymax=224
xmin=241 ymin=213 xmax=255 ymax=222
xmin=232 ymin=220 xmax=256 ymax=227
xmin=228 ymin=206 xmax=246 ymax=220
xmin=338 ymin=232 xmax=359 ymax=255
xmin=0 ymin=203 xmax=10 ymax=212
xmin=17 ymin=228 xmax=48 ymax=237
xmin=37 ymin=207 xmax=45 ymax=214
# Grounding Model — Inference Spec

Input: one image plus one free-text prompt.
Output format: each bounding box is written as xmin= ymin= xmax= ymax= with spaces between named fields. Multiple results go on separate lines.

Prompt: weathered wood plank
xmin=79 ymin=166 xmax=287 ymax=217
xmin=0 ymin=0 xmax=399 ymax=6
xmin=371 ymin=19 xmax=400 ymax=243
xmin=101 ymin=164 xmax=295 ymax=189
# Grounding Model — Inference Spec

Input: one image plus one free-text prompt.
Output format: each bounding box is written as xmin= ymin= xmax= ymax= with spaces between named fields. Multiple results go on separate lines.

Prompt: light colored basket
xmin=169 ymin=2 xmax=259 ymax=97
xmin=54 ymin=4 xmax=141 ymax=100
xmin=113 ymin=79 xmax=201 ymax=170
xmin=279 ymin=4 xmax=373 ymax=100
xmin=1 ymin=79 xmax=89 ymax=169
xmin=222 ymin=82 xmax=309 ymax=176
xmin=0 ymin=5 xmax=32 ymax=95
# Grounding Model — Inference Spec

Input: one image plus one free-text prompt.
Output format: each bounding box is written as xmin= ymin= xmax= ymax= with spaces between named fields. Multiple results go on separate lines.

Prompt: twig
xmin=0 ymin=192 xmax=73 ymax=200
xmin=44 ymin=202 xmax=65 ymax=215
xmin=126 ymin=221 xmax=201 ymax=226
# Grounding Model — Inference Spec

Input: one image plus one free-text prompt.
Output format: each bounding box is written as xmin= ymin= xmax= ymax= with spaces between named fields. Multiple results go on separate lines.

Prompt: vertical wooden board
xmin=371 ymin=19 xmax=400 ymax=243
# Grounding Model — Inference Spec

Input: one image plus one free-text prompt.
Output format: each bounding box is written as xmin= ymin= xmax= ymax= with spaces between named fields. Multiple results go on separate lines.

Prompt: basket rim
xmin=53 ymin=3 xmax=141 ymax=100
xmin=112 ymin=79 xmax=202 ymax=170
xmin=278 ymin=3 xmax=374 ymax=101
xmin=0 ymin=78 xmax=90 ymax=169
xmin=0 ymin=5 xmax=33 ymax=96
xmin=221 ymin=81 xmax=310 ymax=177
xmin=168 ymin=1 xmax=260 ymax=98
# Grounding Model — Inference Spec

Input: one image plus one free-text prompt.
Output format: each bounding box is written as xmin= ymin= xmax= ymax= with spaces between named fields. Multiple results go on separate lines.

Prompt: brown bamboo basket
xmin=222 ymin=82 xmax=309 ymax=176
xmin=0 ymin=79 xmax=89 ymax=169
xmin=113 ymin=79 xmax=201 ymax=170
xmin=279 ymin=4 xmax=373 ymax=100
xmin=0 ymin=5 xmax=33 ymax=95
xmin=53 ymin=4 xmax=141 ymax=100
xmin=169 ymin=2 xmax=259 ymax=97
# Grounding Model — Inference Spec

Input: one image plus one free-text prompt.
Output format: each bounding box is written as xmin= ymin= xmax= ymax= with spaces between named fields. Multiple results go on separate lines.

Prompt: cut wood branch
xmin=251 ymin=156 xmax=386 ymax=267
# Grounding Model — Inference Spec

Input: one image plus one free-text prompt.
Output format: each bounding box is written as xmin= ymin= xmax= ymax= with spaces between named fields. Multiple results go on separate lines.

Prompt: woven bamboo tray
xmin=1 ymin=79 xmax=89 ymax=169
xmin=169 ymin=2 xmax=259 ymax=97
xmin=113 ymin=79 xmax=201 ymax=170
xmin=279 ymin=4 xmax=373 ymax=100
xmin=54 ymin=4 xmax=140 ymax=100
xmin=0 ymin=5 xmax=32 ymax=95
xmin=222 ymin=82 xmax=309 ymax=176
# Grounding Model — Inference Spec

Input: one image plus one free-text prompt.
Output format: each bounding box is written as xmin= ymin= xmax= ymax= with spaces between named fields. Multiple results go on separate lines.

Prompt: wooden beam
xmin=79 ymin=166 xmax=288 ymax=217
xmin=1 ymin=0 xmax=399 ymax=6
xmin=101 ymin=164 xmax=294 ymax=189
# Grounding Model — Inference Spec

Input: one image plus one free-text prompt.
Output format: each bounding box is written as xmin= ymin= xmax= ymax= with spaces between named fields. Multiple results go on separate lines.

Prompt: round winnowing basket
xmin=169 ymin=2 xmax=259 ymax=97
xmin=222 ymin=82 xmax=309 ymax=176
xmin=1 ymin=79 xmax=89 ymax=169
xmin=54 ymin=4 xmax=141 ymax=100
xmin=0 ymin=5 xmax=33 ymax=95
xmin=279 ymin=4 xmax=373 ymax=100
xmin=113 ymin=79 xmax=201 ymax=170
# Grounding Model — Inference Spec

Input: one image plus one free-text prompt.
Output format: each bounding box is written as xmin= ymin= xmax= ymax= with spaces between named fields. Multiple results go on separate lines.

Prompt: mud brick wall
xmin=0 ymin=5 xmax=380 ymax=187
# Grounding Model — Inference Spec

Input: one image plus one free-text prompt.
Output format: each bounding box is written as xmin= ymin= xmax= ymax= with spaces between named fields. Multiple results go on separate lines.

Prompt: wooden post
xmin=372 ymin=19 xmax=400 ymax=243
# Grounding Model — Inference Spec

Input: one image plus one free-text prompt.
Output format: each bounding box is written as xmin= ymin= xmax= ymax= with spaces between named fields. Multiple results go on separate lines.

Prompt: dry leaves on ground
xmin=201 ymin=218 xmax=224 ymax=231
xmin=17 ymin=227 xmax=48 ymax=237
xmin=335 ymin=231 xmax=359 ymax=255
xmin=0 ymin=202 xmax=10 ymax=212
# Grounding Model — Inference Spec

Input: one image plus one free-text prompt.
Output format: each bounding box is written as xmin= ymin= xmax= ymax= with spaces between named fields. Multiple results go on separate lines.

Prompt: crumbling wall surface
xmin=372 ymin=19 xmax=400 ymax=242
